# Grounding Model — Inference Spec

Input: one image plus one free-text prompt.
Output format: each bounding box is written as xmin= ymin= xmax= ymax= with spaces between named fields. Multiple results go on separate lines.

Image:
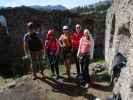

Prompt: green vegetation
xmin=0 ymin=76 xmax=16 ymax=89
xmin=44 ymin=64 xmax=65 ymax=77
xmin=96 ymin=70 xmax=111 ymax=83
xmin=94 ymin=59 xmax=105 ymax=64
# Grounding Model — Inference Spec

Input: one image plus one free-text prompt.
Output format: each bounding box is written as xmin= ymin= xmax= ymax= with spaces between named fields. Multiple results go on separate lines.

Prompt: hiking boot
xmin=51 ymin=74 xmax=56 ymax=79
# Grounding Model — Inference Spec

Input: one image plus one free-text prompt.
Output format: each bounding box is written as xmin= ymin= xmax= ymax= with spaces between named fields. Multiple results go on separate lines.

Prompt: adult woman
xmin=77 ymin=29 xmax=94 ymax=88
xmin=45 ymin=29 xmax=60 ymax=79
xmin=59 ymin=25 xmax=72 ymax=79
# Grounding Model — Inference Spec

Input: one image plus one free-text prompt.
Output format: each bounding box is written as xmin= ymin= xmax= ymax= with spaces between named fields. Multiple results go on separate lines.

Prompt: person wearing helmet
xmin=59 ymin=25 xmax=72 ymax=79
xmin=23 ymin=21 xmax=44 ymax=80
xmin=44 ymin=29 xmax=60 ymax=79
xmin=71 ymin=24 xmax=84 ymax=77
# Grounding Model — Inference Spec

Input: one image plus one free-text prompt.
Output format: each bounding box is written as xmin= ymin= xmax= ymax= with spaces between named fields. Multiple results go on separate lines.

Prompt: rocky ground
xmin=0 ymin=64 xmax=113 ymax=100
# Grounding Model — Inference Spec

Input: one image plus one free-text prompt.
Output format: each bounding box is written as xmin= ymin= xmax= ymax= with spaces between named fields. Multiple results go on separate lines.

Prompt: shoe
xmin=56 ymin=76 xmax=59 ymax=80
xmin=84 ymin=83 xmax=90 ymax=89
xmin=80 ymin=81 xmax=85 ymax=87
xmin=40 ymin=74 xmax=46 ymax=79
xmin=51 ymin=74 xmax=56 ymax=79
xmin=32 ymin=76 xmax=37 ymax=80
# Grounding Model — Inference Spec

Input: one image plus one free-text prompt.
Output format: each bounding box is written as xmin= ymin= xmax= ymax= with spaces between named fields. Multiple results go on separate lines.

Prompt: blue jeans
xmin=47 ymin=53 xmax=59 ymax=76
xmin=79 ymin=54 xmax=90 ymax=83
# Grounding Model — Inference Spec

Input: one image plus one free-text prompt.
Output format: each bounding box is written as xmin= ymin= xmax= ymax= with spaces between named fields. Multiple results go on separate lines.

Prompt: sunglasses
xmin=76 ymin=27 xmax=80 ymax=29
xmin=63 ymin=29 xmax=68 ymax=30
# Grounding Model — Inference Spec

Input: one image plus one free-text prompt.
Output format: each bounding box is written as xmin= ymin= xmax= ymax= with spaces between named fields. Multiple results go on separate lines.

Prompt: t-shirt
xmin=24 ymin=32 xmax=43 ymax=52
xmin=71 ymin=32 xmax=83 ymax=49
xmin=45 ymin=39 xmax=59 ymax=55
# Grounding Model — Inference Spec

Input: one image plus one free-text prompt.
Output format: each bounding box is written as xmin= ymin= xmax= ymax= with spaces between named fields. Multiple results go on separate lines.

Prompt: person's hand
xmin=77 ymin=53 xmax=79 ymax=58
xmin=55 ymin=52 xmax=59 ymax=56
xmin=23 ymin=55 xmax=31 ymax=59
xmin=71 ymin=48 xmax=73 ymax=52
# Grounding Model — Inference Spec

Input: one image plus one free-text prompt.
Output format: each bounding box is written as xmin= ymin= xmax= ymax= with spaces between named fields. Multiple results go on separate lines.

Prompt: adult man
xmin=71 ymin=24 xmax=83 ymax=77
xmin=23 ymin=21 xmax=44 ymax=80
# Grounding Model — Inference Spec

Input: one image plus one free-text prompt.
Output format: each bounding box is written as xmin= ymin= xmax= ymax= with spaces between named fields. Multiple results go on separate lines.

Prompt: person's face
xmin=84 ymin=31 xmax=89 ymax=37
xmin=76 ymin=26 xmax=81 ymax=33
xmin=63 ymin=29 xmax=69 ymax=34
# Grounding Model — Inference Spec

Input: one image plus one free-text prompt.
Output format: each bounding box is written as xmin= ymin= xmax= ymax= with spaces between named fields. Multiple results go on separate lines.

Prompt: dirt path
xmin=0 ymin=64 xmax=112 ymax=100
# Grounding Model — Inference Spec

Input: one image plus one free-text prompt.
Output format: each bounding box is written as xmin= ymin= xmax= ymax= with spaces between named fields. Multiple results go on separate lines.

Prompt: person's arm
xmin=90 ymin=35 xmax=94 ymax=60
xmin=40 ymin=37 xmax=44 ymax=53
xmin=77 ymin=38 xmax=82 ymax=57
xmin=71 ymin=33 xmax=79 ymax=45
xmin=23 ymin=39 xmax=30 ymax=58
xmin=58 ymin=35 xmax=63 ymax=47
xmin=44 ymin=40 xmax=49 ymax=53
xmin=55 ymin=39 xmax=60 ymax=56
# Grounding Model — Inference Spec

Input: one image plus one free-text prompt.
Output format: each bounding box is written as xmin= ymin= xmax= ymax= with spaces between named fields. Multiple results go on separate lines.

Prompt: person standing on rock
xmin=44 ymin=29 xmax=60 ymax=79
xmin=23 ymin=21 xmax=44 ymax=80
xmin=59 ymin=25 xmax=72 ymax=79
xmin=71 ymin=24 xmax=84 ymax=77
xmin=77 ymin=29 xmax=94 ymax=88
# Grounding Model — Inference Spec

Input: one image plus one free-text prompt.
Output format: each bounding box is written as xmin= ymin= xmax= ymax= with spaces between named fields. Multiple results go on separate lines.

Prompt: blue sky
xmin=0 ymin=0 xmax=105 ymax=8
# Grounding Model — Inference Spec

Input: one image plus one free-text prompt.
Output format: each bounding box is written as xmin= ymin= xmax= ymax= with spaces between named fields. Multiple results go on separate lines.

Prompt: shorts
xmin=62 ymin=47 xmax=72 ymax=61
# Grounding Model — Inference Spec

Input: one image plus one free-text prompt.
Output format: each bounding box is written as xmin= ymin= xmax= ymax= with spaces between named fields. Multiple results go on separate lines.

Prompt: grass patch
xmin=94 ymin=59 xmax=105 ymax=64
xmin=45 ymin=64 xmax=65 ymax=77
xmin=0 ymin=76 xmax=16 ymax=89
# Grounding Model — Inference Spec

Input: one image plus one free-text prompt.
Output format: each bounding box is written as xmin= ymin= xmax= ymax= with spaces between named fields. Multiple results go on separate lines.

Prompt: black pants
xmin=72 ymin=49 xmax=80 ymax=75
xmin=47 ymin=53 xmax=59 ymax=76
xmin=79 ymin=54 xmax=90 ymax=83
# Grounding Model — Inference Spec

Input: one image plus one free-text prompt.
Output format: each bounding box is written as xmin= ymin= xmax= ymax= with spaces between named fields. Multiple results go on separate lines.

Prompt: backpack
xmin=25 ymin=32 xmax=43 ymax=52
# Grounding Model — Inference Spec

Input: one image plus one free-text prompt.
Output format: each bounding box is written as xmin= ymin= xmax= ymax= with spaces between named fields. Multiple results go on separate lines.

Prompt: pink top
xmin=79 ymin=37 xmax=91 ymax=54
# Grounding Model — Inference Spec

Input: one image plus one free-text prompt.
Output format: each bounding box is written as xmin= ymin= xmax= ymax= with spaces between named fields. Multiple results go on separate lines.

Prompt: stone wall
xmin=105 ymin=0 xmax=133 ymax=99
xmin=105 ymin=0 xmax=133 ymax=69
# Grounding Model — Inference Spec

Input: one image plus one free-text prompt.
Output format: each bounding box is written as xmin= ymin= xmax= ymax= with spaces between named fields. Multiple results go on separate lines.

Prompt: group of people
xmin=23 ymin=21 xmax=94 ymax=88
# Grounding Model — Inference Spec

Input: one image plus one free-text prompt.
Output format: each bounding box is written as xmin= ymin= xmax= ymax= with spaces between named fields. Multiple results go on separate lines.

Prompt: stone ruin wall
xmin=105 ymin=0 xmax=133 ymax=99
xmin=105 ymin=0 xmax=133 ymax=69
